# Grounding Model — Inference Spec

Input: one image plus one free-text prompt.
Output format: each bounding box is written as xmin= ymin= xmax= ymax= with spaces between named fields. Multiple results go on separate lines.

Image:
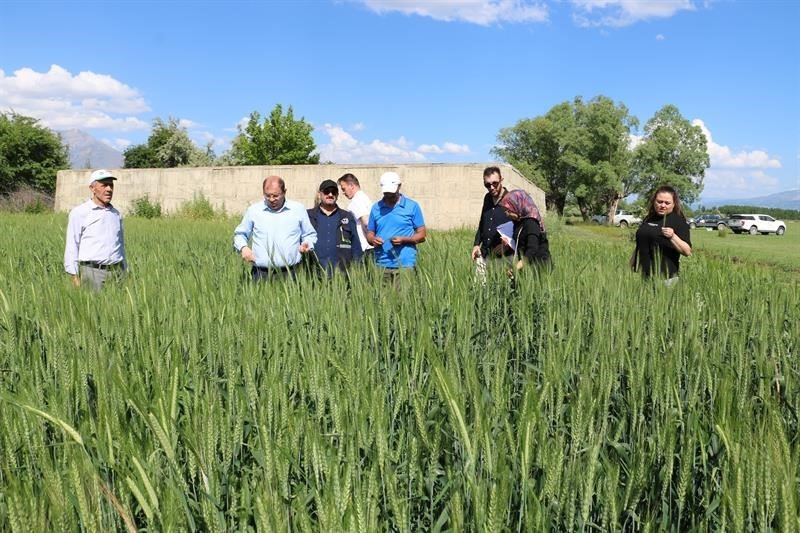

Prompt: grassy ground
xmin=0 ymin=213 xmax=797 ymax=531
xmin=567 ymin=220 xmax=800 ymax=280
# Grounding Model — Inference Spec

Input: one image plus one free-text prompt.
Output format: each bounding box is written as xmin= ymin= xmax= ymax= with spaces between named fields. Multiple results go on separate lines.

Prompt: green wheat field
xmin=0 ymin=214 xmax=797 ymax=531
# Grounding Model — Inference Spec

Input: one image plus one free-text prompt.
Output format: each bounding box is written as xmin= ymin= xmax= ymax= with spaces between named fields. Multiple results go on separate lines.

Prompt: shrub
xmin=176 ymin=192 xmax=224 ymax=220
xmin=130 ymin=195 xmax=162 ymax=219
xmin=0 ymin=186 xmax=54 ymax=213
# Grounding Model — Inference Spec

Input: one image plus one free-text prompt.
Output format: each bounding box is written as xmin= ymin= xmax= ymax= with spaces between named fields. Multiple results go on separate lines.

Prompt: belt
xmin=79 ymin=261 xmax=122 ymax=270
xmin=252 ymin=264 xmax=297 ymax=273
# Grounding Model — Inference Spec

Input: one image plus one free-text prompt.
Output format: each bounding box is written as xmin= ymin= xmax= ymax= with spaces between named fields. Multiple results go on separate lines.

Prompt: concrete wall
xmin=55 ymin=163 xmax=545 ymax=230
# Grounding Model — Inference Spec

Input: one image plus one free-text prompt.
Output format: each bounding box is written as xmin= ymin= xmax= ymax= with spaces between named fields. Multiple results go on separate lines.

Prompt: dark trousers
xmin=251 ymin=264 xmax=298 ymax=282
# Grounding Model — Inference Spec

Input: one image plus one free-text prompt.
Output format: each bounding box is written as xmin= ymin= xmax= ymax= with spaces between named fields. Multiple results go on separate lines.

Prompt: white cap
xmin=89 ymin=169 xmax=117 ymax=185
xmin=379 ymin=171 xmax=401 ymax=193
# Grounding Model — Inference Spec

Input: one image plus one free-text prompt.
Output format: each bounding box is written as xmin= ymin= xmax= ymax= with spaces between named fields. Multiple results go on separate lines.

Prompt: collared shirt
xmin=473 ymin=189 xmax=512 ymax=258
xmin=233 ymin=199 xmax=317 ymax=268
xmin=64 ymin=199 xmax=126 ymax=275
xmin=307 ymin=205 xmax=363 ymax=275
xmin=367 ymin=195 xmax=425 ymax=268
xmin=346 ymin=189 xmax=374 ymax=251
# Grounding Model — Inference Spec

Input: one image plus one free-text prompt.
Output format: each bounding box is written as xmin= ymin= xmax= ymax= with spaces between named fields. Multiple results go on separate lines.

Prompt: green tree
xmin=493 ymin=102 xmax=576 ymax=214
xmin=124 ymin=117 xmax=213 ymax=168
xmin=567 ymin=96 xmax=638 ymax=220
xmin=227 ymin=104 xmax=319 ymax=165
xmin=0 ymin=113 xmax=69 ymax=194
xmin=493 ymin=96 xmax=637 ymax=217
xmin=632 ymin=105 xmax=709 ymax=204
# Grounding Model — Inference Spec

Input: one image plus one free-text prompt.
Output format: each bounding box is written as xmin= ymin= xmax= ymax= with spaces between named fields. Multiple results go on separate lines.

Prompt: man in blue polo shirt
xmin=366 ymin=171 xmax=426 ymax=272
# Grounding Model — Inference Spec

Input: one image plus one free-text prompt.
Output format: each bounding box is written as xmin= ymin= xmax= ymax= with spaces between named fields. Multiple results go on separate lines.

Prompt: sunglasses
xmin=322 ymin=189 xmax=338 ymax=196
xmin=484 ymin=181 xmax=502 ymax=189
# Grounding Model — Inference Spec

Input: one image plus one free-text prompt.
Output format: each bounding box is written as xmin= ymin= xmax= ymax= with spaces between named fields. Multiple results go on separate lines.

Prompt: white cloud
xmin=692 ymin=119 xmax=783 ymax=197
xmin=195 ymin=130 xmax=230 ymax=150
xmin=318 ymin=124 xmax=474 ymax=163
xmin=655 ymin=34 xmax=665 ymax=41
xmin=571 ymin=0 xmax=695 ymax=27
xmin=351 ymin=122 xmax=366 ymax=131
xmin=178 ymin=118 xmax=199 ymax=129
xmin=693 ymin=119 xmax=781 ymax=169
xmin=0 ymin=64 xmax=150 ymax=131
xmin=356 ymin=0 xmax=548 ymax=25
xmin=102 ymin=138 xmax=133 ymax=151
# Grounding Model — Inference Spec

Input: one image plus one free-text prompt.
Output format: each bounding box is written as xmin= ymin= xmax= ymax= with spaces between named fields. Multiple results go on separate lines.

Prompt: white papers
xmin=497 ymin=221 xmax=516 ymax=252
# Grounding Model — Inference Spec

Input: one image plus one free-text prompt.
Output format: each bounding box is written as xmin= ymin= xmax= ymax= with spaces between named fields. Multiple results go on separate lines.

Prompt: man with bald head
xmin=234 ymin=175 xmax=317 ymax=281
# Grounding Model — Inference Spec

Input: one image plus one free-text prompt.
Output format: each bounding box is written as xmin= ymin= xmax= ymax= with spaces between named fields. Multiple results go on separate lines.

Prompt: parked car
xmin=689 ymin=214 xmax=727 ymax=230
xmin=591 ymin=210 xmax=642 ymax=227
xmin=726 ymin=214 xmax=786 ymax=235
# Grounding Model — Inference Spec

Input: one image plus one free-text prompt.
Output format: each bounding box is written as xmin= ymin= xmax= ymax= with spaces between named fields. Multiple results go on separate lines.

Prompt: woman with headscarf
xmin=499 ymin=189 xmax=551 ymax=274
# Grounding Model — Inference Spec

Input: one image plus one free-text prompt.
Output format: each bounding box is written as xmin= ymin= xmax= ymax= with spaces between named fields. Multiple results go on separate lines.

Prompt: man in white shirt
xmin=337 ymin=173 xmax=374 ymax=257
xmin=64 ymin=169 xmax=127 ymax=290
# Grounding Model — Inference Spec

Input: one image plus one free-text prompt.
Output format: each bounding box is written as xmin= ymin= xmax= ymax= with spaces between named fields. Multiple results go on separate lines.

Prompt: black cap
xmin=319 ymin=179 xmax=338 ymax=192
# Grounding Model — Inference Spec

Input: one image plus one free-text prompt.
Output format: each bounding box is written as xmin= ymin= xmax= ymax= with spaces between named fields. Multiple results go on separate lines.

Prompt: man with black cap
xmin=64 ymin=169 xmax=127 ymax=290
xmin=306 ymin=179 xmax=363 ymax=277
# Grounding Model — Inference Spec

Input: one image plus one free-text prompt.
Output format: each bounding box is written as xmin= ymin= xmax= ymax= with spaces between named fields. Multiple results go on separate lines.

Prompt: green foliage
xmin=176 ymin=192 xmax=224 ymax=219
xmin=713 ymin=205 xmax=800 ymax=220
xmin=228 ymin=104 xmax=320 ymax=165
xmin=0 ymin=112 xmax=69 ymax=194
xmin=124 ymin=117 xmax=214 ymax=169
xmin=632 ymin=105 xmax=709 ymax=204
xmin=493 ymin=96 xmax=637 ymax=218
xmin=0 ymin=215 xmax=797 ymax=530
xmin=130 ymin=195 xmax=163 ymax=219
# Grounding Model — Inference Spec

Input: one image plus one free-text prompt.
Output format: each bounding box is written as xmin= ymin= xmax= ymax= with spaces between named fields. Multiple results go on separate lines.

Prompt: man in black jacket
xmin=471 ymin=167 xmax=513 ymax=280
xmin=307 ymin=179 xmax=363 ymax=277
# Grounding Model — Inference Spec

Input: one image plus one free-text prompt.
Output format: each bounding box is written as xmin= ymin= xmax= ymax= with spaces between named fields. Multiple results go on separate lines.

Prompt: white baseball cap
xmin=89 ymin=169 xmax=117 ymax=185
xmin=379 ymin=171 xmax=401 ymax=193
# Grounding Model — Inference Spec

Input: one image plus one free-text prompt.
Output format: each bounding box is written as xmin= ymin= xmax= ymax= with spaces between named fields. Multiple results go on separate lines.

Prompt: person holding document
xmin=366 ymin=171 xmax=426 ymax=277
xmin=499 ymin=189 xmax=551 ymax=274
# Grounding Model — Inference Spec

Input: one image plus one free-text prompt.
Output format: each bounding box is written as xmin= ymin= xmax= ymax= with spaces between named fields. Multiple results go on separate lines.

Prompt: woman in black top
xmin=631 ymin=185 xmax=692 ymax=280
xmin=499 ymin=189 xmax=551 ymax=274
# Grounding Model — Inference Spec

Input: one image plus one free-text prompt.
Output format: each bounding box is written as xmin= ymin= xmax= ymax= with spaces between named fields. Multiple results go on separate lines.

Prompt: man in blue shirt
xmin=366 ymin=172 xmax=426 ymax=273
xmin=306 ymin=179 xmax=362 ymax=278
xmin=233 ymin=175 xmax=317 ymax=281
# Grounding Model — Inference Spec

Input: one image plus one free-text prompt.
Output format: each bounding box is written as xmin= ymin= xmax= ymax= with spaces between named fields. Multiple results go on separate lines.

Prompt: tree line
xmin=703 ymin=205 xmax=800 ymax=220
xmin=122 ymin=104 xmax=319 ymax=169
xmin=2 ymin=97 xmax=710 ymax=216
xmin=493 ymin=96 xmax=710 ymax=221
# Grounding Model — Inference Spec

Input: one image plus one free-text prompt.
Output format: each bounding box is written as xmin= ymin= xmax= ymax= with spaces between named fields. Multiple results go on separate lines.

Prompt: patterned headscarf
xmin=500 ymin=189 xmax=545 ymax=232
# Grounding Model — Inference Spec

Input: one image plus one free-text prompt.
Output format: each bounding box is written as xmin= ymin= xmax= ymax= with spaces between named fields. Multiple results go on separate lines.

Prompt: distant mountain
xmin=700 ymin=189 xmax=800 ymax=210
xmin=58 ymin=129 xmax=124 ymax=170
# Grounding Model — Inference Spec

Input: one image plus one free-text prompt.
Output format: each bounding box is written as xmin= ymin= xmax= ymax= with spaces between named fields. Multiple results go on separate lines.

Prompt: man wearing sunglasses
xmin=306 ymin=179 xmax=363 ymax=277
xmin=471 ymin=166 xmax=513 ymax=279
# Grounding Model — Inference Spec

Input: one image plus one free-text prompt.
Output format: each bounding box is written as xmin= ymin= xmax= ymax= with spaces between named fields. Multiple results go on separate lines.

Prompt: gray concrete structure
xmin=55 ymin=163 xmax=545 ymax=230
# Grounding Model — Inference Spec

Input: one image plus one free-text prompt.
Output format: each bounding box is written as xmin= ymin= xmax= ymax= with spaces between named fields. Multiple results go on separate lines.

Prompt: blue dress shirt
xmin=233 ymin=199 xmax=317 ymax=268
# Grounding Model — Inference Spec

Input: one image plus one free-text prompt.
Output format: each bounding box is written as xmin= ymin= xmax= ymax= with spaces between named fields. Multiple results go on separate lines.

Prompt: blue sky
xmin=1 ymin=0 xmax=797 ymax=200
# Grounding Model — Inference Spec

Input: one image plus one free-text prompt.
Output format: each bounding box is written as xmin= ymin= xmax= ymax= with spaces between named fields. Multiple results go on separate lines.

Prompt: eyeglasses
xmin=484 ymin=181 xmax=501 ymax=189
xmin=322 ymin=190 xmax=338 ymax=196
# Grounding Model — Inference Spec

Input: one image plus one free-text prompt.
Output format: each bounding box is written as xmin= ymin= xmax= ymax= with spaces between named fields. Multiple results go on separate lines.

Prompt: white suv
xmin=591 ymin=210 xmax=642 ymax=227
xmin=727 ymin=214 xmax=786 ymax=235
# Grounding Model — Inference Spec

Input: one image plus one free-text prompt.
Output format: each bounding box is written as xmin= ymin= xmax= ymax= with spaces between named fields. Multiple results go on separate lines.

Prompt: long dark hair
xmin=646 ymin=185 xmax=685 ymax=221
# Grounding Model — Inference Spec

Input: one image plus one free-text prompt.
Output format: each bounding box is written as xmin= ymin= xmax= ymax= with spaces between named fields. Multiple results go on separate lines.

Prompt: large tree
xmin=493 ymin=96 xmax=636 ymax=217
xmin=124 ymin=117 xmax=213 ymax=169
xmin=567 ymin=97 xmax=638 ymax=220
xmin=227 ymin=104 xmax=319 ymax=166
xmin=632 ymin=105 xmax=709 ymax=205
xmin=0 ymin=113 xmax=69 ymax=194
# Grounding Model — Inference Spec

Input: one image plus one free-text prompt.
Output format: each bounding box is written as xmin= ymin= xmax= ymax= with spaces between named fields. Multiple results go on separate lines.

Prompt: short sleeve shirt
xmin=367 ymin=195 xmax=425 ymax=268
xmin=347 ymin=190 xmax=373 ymax=250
